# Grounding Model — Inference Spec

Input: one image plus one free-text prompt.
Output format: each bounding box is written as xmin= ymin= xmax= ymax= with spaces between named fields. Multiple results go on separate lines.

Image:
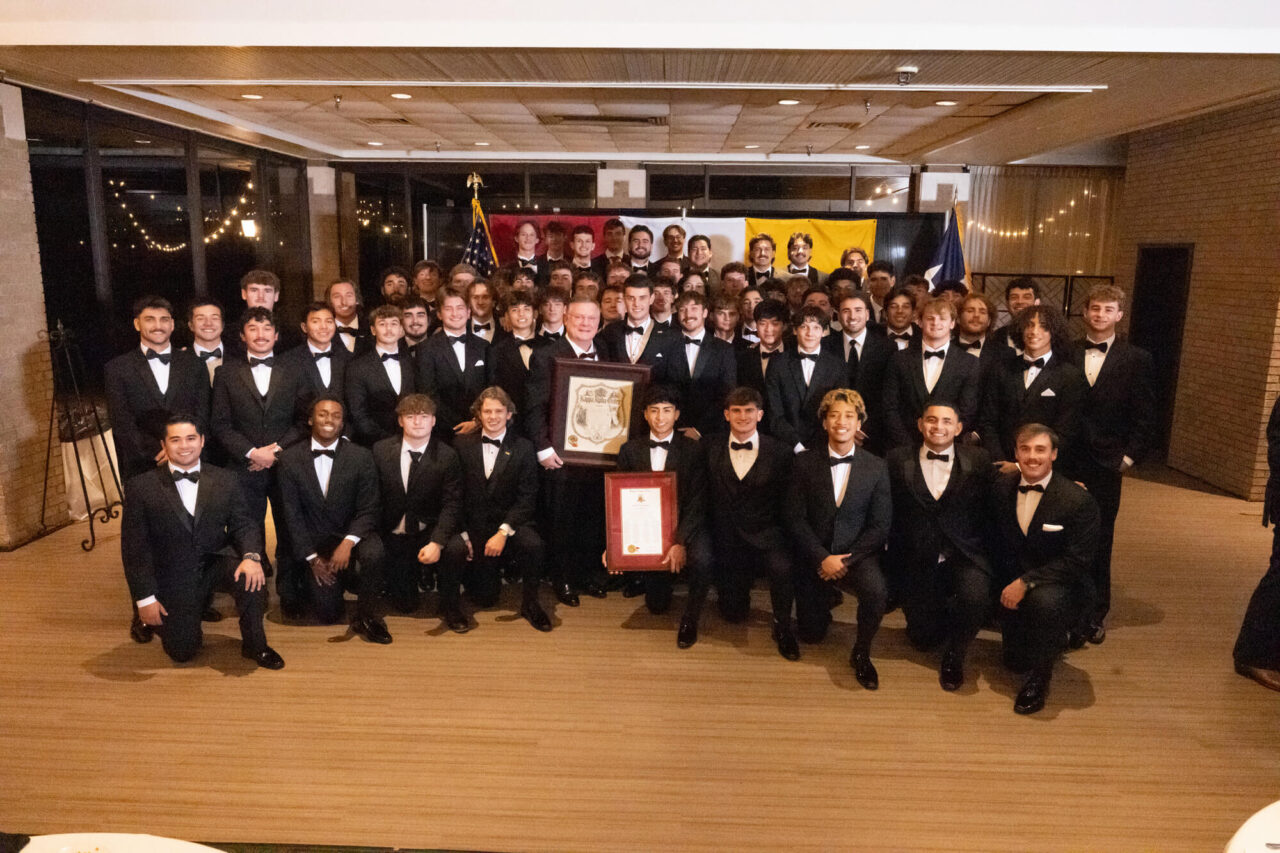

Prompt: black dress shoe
xmin=676 ymin=618 xmax=698 ymax=649
xmin=1235 ymin=661 xmax=1280 ymax=692
xmin=243 ymin=646 xmax=285 ymax=670
xmin=201 ymin=607 xmax=223 ymax=623
xmin=1086 ymin=621 xmax=1106 ymax=645
xmin=1014 ymin=671 xmax=1050 ymax=714
xmin=583 ymin=581 xmax=609 ymax=599
xmin=554 ymin=584 xmax=580 ymax=607
xmin=130 ymin=617 xmax=154 ymax=644
xmin=521 ymin=604 xmax=553 ymax=632
xmin=850 ymin=649 xmax=879 ymax=690
xmin=354 ymin=616 xmax=393 ymax=644
xmin=939 ymin=650 xmax=965 ymax=692
xmin=444 ymin=609 xmax=471 ymax=634
xmin=773 ymin=620 xmax=801 ymax=661
xmin=1067 ymin=630 xmax=1087 ymax=650
xmin=622 ymin=577 xmax=646 ymax=598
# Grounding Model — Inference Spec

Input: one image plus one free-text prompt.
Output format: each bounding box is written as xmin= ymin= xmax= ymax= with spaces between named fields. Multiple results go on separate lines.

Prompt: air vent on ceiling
xmin=539 ymin=114 xmax=668 ymax=127
xmin=807 ymin=121 xmax=863 ymax=132
xmin=359 ymin=117 xmax=415 ymax=126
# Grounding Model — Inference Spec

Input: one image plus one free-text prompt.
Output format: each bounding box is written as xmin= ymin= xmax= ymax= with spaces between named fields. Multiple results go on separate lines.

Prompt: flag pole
xmin=467 ymin=172 xmax=499 ymax=264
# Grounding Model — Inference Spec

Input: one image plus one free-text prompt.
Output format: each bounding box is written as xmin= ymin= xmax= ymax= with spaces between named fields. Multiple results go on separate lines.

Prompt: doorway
xmin=1129 ymin=244 xmax=1193 ymax=456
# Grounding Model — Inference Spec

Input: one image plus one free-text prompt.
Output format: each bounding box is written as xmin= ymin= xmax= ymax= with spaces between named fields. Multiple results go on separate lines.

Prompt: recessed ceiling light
xmin=777 ymin=98 xmax=800 ymax=106
xmin=474 ymin=141 xmax=490 ymax=146
xmin=744 ymin=144 xmax=760 ymax=149
xmin=240 ymin=93 xmax=263 ymax=100
xmin=367 ymin=141 xmax=384 ymax=146
xmin=134 ymin=139 xmax=152 ymax=145
xmin=855 ymin=144 xmax=871 ymax=150
xmin=935 ymin=100 xmax=958 ymax=106
xmin=390 ymin=93 xmax=413 ymax=100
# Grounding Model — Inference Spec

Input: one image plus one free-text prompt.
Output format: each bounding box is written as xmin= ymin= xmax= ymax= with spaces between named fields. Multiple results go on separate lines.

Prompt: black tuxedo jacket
xmin=344 ymin=345 xmax=418 ymax=446
xmin=785 ymin=447 xmax=892 ymax=569
xmin=284 ymin=341 xmax=352 ymax=400
xmin=105 ymin=347 xmax=211 ymax=481
xmin=979 ymin=353 xmax=1087 ymax=462
xmin=371 ymin=436 xmax=463 ymax=545
xmin=764 ymin=348 xmax=847 ymax=450
xmin=454 ymin=431 xmax=540 ymax=538
xmin=882 ymin=344 xmax=981 ymax=448
xmin=1071 ymin=338 xmax=1157 ymax=471
xmin=823 ymin=329 xmax=894 ymax=454
xmin=886 ymin=444 xmax=994 ymax=578
xmin=705 ymin=433 xmax=791 ymax=551
xmin=276 ymin=439 xmax=381 ymax=562
xmin=414 ymin=332 xmax=490 ymax=443
xmin=617 ymin=433 xmax=708 ymax=546
xmin=334 ymin=322 xmax=375 ymax=359
xmin=210 ymin=354 xmax=313 ymax=464
xmin=598 ymin=318 xmax=675 ymax=380
xmin=668 ymin=334 xmax=737 ymax=436
xmin=749 ymin=267 xmax=777 ymax=288
xmin=486 ymin=335 xmax=548 ymax=440
xmin=991 ymin=472 xmax=1099 ymax=589
xmin=120 ymin=464 xmax=262 ymax=602
xmin=525 ymin=336 xmax=607 ymax=452
xmin=785 ymin=266 xmax=822 ymax=287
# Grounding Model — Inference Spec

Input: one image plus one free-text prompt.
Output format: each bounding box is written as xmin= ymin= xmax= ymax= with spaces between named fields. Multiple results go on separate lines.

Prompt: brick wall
xmin=1114 ymin=95 xmax=1280 ymax=499
xmin=0 ymin=84 xmax=68 ymax=548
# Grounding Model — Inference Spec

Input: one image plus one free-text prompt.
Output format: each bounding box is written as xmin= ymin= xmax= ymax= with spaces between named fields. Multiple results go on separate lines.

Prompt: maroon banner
xmin=488 ymin=213 xmax=618 ymax=265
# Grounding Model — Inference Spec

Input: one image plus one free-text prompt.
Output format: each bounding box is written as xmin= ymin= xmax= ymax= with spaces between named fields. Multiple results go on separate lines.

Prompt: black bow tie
xmin=626 ymin=325 xmax=645 ymax=335
xmin=249 ymin=356 xmax=274 ymax=367
xmin=171 ymin=469 xmax=199 ymax=482
xmin=888 ymin=332 xmax=911 ymax=342
xmin=799 ymin=353 xmax=819 ymax=361
xmin=788 ymin=266 xmax=807 ymax=274
xmin=481 ymin=435 xmax=502 ymax=447
xmin=760 ymin=350 xmax=777 ymax=361
xmin=955 ymin=339 xmax=982 ymax=351
xmin=1084 ymin=340 xmax=1109 ymax=353
xmin=380 ymin=352 xmax=400 ymax=362
xmin=730 ymin=441 xmax=753 ymax=451
xmin=518 ymin=258 xmax=536 ymax=267
xmin=312 ymin=448 xmax=335 ymax=458
xmin=145 ymin=350 xmax=171 ymax=364
xmin=447 ymin=335 xmax=466 ymax=345
xmin=683 ymin=336 xmax=702 ymax=346
xmin=313 ymin=350 xmax=331 ymax=360
xmin=337 ymin=326 xmax=358 ymax=337
xmin=1024 ymin=357 xmax=1046 ymax=370
xmin=923 ymin=349 xmax=946 ymax=360
xmin=196 ymin=348 xmax=221 ymax=361
xmin=926 ymin=451 xmax=950 ymax=462
xmin=829 ymin=455 xmax=854 ymax=467
xmin=577 ymin=351 xmax=598 ymax=360
xmin=1018 ymin=483 xmax=1045 ymax=494
xmin=542 ymin=331 xmax=563 ymax=340
xmin=473 ymin=322 xmax=491 ymax=332
xmin=648 ymin=439 xmax=671 ymax=449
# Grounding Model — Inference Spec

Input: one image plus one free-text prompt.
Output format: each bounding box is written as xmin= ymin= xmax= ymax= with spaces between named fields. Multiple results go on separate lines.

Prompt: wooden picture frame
xmin=549 ymin=357 xmax=651 ymax=467
xmin=604 ymin=471 xmax=678 ymax=572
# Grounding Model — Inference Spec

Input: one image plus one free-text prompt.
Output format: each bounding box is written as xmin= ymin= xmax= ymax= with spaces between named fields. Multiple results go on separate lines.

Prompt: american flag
xmin=460 ymin=197 xmax=497 ymax=276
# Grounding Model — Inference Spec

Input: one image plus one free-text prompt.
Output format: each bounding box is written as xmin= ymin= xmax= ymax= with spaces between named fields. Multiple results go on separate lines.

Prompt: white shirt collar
xmin=249 ymin=350 xmax=275 ymax=361
xmin=731 ymin=431 xmax=759 ymax=449
xmin=1019 ymin=471 xmax=1053 ymax=489
xmin=682 ymin=328 xmax=706 ymax=342
xmin=627 ymin=316 xmax=651 ymax=331
xmin=1086 ymin=333 xmax=1116 ymax=348
xmin=797 ymin=346 xmax=822 ymax=356
xmin=650 ymin=431 xmax=674 ymax=443
xmin=828 ymin=444 xmax=856 ymax=459
xmin=402 ymin=437 xmax=429 ymax=453
xmin=920 ymin=443 xmax=955 ymax=460
xmin=142 ymin=344 xmax=172 ymax=356
xmin=168 ymin=462 xmax=200 ymax=475
xmin=1025 ymin=350 xmax=1052 ymax=366
xmin=483 ymin=430 xmax=507 ymax=443
xmin=924 ymin=340 xmax=950 ymax=355
xmin=568 ymin=338 xmax=595 ymax=357
xmin=193 ymin=341 xmax=221 ymax=354
xmin=308 ymin=341 xmax=331 ymax=354
xmin=845 ymin=328 xmax=867 ymax=347
xmin=541 ymin=324 xmax=564 ymax=334
xmin=375 ymin=344 xmax=399 ymax=356
xmin=311 ymin=438 xmax=339 ymax=451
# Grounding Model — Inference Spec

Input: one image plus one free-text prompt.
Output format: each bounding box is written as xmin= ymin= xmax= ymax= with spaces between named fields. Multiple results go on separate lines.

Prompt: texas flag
xmin=925 ymin=206 xmax=967 ymax=290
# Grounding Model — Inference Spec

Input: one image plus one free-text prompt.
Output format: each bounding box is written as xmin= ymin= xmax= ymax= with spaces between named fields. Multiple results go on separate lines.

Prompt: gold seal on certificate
xmin=605 ymin=472 xmax=677 ymax=571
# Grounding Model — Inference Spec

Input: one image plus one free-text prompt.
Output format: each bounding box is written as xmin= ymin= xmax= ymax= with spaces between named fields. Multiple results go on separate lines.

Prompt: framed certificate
xmin=605 ymin=471 xmax=677 ymax=571
xmin=550 ymin=358 xmax=652 ymax=467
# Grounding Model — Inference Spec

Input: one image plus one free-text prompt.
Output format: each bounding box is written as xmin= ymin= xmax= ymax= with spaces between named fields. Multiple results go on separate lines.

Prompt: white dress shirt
xmin=446 ymin=330 xmax=469 ymax=372
xmin=142 ymin=344 xmax=171 ymax=394
xmin=308 ymin=341 xmax=333 ymax=389
xmin=922 ymin=342 xmax=949 ymax=393
xmin=249 ymin=351 xmax=274 ymax=396
xmin=513 ymin=335 xmax=535 ymax=369
xmin=797 ymin=347 xmax=821 ymax=386
xmin=829 ymin=445 xmax=855 ymax=506
xmin=919 ymin=443 xmax=955 ymax=500
xmin=375 ymin=345 xmax=402 ymax=394
xmin=649 ymin=431 xmax=672 ymax=471
xmin=193 ymin=342 xmax=222 ymax=384
xmin=471 ymin=316 xmax=496 ymax=343
xmin=305 ymin=439 xmax=359 ymax=562
xmin=1017 ymin=471 xmax=1052 ymax=536
xmin=844 ymin=328 xmax=867 ymax=363
xmin=682 ymin=328 xmax=705 ymax=376
xmin=394 ymin=438 xmax=430 ymax=534
xmin=957 ymin=334 xmax=986 ymax=357
xmin=336 ymin=317 xmax=361 ymax=353
xmin=740 ymin=324 xmax=760 ymax=343
xmin=625 ymin=317 xmax=651 ymax=362
xmin=482 ymin=430 xmax=506 ymax=478
xmin=888 ymin=327 xmax=914 ymax=350
xmin=729 ymin=431 xmax=759 ymax=481
xmin=1083 ymin=334 xmax=1114 ymax=387
xmin=1023 ymin=350 xmax=1051 ymax=389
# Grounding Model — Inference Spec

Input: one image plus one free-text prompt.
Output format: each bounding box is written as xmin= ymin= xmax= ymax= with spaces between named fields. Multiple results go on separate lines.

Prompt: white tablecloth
xmin=1226 ymin=799 xmax=1280 ymax=852
xmin=22 ymin=833 xmax=223 ymax=853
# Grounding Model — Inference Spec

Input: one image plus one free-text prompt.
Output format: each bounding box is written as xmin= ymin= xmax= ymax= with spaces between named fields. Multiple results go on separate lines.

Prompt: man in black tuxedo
xmin=525 ymin=296 xmax=610 ymax=604
xmin=371 ymin=394 xmax=468 ymax=632
xmin=327 ymin=278 xmax=373 ymax=358
xmin=453 ymin=387 xmax=553 ymax=632
xmin=882 ymin=297 xmax=981 ymax=449
xmin=748 ymin=234 xmax=778 ymax=287
xmin=992 ymin=422 xmax=1099 ymax=714
xmin=598 ymin=274 xmax=674 ymax=376
xmin=736 ymin=298 xmax=788 ymax=398
xmin=285 ymin=301 xmax=350 ymax=400
xmin=186 ymin=299 xmax=225 ymax=387
xmin=613 ymin=386 xmax=714 ymax=647
xmin=486 ymin=290 xmax=544 ymax=441
xmin=1234 ymin=394 xmax=1280 ymax=692
xmin=668 ymin=291 xmax=737 ymax=440
xmin=765 ymin=305 xmax=846 ymax=454
xmin=704 ymin=386 xmax=799 ymax=659
xmin=415 ymin=288 xmax=488 ymax=445
xmin=825 ymin=292 xmax=893 ymax=456
xmin=222 ymin=270 xmax=301 ymax=360
xmin=953 ymin=292 xmax=1006 ymax=378
xmin=401 ymin=296 xmax=432 ymax=359
xmin=1069 ymin=284 xmax=1157 ymax=644
xmin=121 ymin=416 xmax=283 ymax=669
xmin=990 ymin=278 xmax=1042 ymax=355
xmin=276 ymin=397 xmax=391 ymax=644
xmin=886 ymin=403 xmax=996 ymax=690
xmin=787 ymin=389 xmax=892 ymax=687
xmin=785 ymin=232 xmax=822 ymax=286
xmin=881 ymin=286 xmax=920 ymax=350
xmin=345 ymin=304 xmax=418 ymax=446
xmin=105 ymin=296 xmax=211 ymax=484
xmin=210 ymin=307 xmax=314 ymax=616
xmin=466 ymin=280 xmax=504 ymax=345
xmin=507 ymin=220 xmax=547 ymax=286
xmin=626 ymin=225 xmax=657 ymax=276
xmin=979 ymin=304 xmax=1086 ymax=470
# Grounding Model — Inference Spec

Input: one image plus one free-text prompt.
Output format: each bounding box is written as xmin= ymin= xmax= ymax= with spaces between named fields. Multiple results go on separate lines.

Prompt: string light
xmin=109 ymin=176 xmax=263 ymax=253
xmin=965 ymin=185 xmax=1101 ymax=239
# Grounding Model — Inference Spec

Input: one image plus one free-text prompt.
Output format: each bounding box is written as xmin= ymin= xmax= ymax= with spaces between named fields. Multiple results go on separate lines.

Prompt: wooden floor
xmin=2 ymin=466 xmax=1279 ymax=852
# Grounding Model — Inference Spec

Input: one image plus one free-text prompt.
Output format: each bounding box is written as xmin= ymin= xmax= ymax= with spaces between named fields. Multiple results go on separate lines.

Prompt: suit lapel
xmin=909 ymin=351 xmax=929 ymax=407
xmin=690 ymin=341 xmax=711 ymax=380
xmin=1092 ymin=342 xmax=1122 ymax=389
xmin=488 ymin=436 xmax=513 ymax=489
xmin=160 ymin=470 xmax=194 ymax=534
xmin=261 ymin=358 xmax=284 ymax=411
xmin=133 ymin=351 xmax=167 ymax=407
xmin=905 ymin=451 xmax=936 ymax=508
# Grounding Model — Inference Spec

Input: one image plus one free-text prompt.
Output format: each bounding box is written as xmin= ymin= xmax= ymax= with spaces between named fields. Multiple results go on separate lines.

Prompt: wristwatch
xmin=242 ymin=552 xmax=262 ymax=562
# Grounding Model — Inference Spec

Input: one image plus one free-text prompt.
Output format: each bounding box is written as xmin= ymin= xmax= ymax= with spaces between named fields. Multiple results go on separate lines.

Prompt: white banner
xmin=620 ymin=216 xmax=748 ymax=268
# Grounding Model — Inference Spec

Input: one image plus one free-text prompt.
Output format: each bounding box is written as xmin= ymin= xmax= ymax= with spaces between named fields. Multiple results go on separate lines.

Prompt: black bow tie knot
xmin=683 ymin=336 xmax=703 ymax=346
xmin=542 ymin=331 xmax=563 ymax=340
xmin=626 ymin=325 xmax=645 ymax=336
xmin=473 ymin=322 xmax=491 ymax=332
xmin=481 ymin=436 xmax=502 ymax=447
xmin=1024 ymin=357 xmax=1046 ymax=370
xmin=799 ymin=352 xmax=819 ymax=362
xmin=337 ymin=326 xmax=358 ymax=337
xmin=829 ymin=455 xmax=854 ymax=467
xmin=249 ymin=356 xmax=274 ymax=367
xmin=577 ymin=351 xmax=598 ymax=360
xmin=196 ymin=348 xmax=221 ymax=361
xmin=380 ymin=352 xmax=400 ymax=362
xmin=730 ymin=440 xmax=753 ymax=451
xmin=648 ymin=439 xmax=671 ymax=449
xmin=956 ymin=339 xmax=982 ymax=351
xmin=1084 ymin=340 xmax=1109 ymax=353
xmin=888 ymin=332 xmax=911 ymax=342
xmin=312 ymin=448 xmax=335 ymax=459
xmin=759 ymin=350 xmax=776 ymax=361
xmin=313 ymin=350 xmax=332 ymax=360
xmin=171 ymin=469 xmax=199 ymax=483
xmin=145 ymin=350 xmax=172 ymax=364
xmin=1018 ymin=483 xmax=1045 ymax=494
xmin=926 ymin=451 xmax=950 ymax=462
xmin=447 ymin=334 xmax=466 ymax=345
xmin=923 ymin=349 xmax=946 ymax=360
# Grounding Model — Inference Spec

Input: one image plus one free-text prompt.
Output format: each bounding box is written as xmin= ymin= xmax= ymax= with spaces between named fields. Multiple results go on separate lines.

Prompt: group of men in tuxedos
xmin=106 ymin=260 xmax=1162 ymax=714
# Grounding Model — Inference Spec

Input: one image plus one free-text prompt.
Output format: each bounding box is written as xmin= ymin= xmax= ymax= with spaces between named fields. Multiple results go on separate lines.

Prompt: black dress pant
xmin=639 ymin=530 xmax=714 ymax=617
xmin=234 ymin=466 xmax=301 ymax=604
xmin=306 ymin=536 xmax=387 ymax=624
xmin=795 ymin=553 xmax=888 ymax=651
xmin=1077 ymin=459 xmax=1123 ymax=622
xmin=713 ymin=538 xmax=795 ymax=624
xmin=901 ymin=557 xmax=993 ymax=655
xmin=385 ymin=531 xmax=466 ymax=612
xmin=1001 ymin=582 xmax=1084 ymax=674
xmin=1234 ymin=525 xmax=1280 ymax=669
xmin=462 ymin=525 xmax=544 ymax=610
xmin=156 ymin=556 xmax=268 ymax=663
xmin=543 ymin=466 xmax=607 ymax=590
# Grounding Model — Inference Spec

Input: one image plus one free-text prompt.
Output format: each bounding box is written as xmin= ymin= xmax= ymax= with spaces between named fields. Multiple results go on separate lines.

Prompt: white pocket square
xmin=475 ymin=360 xmax=485 ymax=366
xmin=1040 ymin=388 xmax=1056 ymax=397
xmin=1041 ymin=523 xmax=1064 ymax=532
xmin=655 ymin=353 xmax=665 ymax=358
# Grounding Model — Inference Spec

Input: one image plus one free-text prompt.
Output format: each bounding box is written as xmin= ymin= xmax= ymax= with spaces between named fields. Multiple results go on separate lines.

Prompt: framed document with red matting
xmin=604 ymin=471 xmax=677 ymax=571
xmin=550 ymin=358 xmax=651 ymax=467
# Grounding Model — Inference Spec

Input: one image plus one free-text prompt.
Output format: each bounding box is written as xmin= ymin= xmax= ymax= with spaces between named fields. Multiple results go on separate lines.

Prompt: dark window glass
xmin=649 ymin=173 xmax=703 ymax=204
xmin=198 ymin=149 xmax=258 ymax=322
xmin=709 ymin=174 xmax=850 ymax=202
